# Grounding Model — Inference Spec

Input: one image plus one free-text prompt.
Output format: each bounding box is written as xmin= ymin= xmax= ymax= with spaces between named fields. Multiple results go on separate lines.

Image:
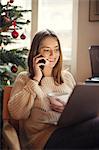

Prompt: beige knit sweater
xmin=8 ymin=70 xmax=76 ymax=149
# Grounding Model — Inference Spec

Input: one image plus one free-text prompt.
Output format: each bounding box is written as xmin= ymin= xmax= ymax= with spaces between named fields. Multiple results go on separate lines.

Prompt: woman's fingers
xmin=32 ymin=54 xmax=44 ymax=80
xmin=50 ymin=103 xmax=65 ymax=113
xmin=33 ymin=54 xmax=46 ymax=64
xmin=35 ymin=57 xmax=46 ymax=64
xmin=56 ymin=98 xmax=66 ymax=105
xmin=33 ymin=54 xmax=41 ymax=64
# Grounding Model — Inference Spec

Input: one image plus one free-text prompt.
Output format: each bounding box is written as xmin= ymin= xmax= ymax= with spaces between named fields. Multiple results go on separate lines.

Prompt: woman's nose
xmin=50 ymin=49 xmax=54 ymax=56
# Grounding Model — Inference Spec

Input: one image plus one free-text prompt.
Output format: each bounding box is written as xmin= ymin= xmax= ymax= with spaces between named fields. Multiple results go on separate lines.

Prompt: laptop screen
xmin=58 ymin=84 xmax=99 ymax=127
xmin=89 ymin=45 xmax=99 ymax=77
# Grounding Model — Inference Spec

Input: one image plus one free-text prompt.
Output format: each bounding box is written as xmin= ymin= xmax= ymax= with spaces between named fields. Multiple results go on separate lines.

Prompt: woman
xmin=8 ymin=29 xmax=99 ymax=149
xmin=8 ymin=29 xmax=75 ymax=149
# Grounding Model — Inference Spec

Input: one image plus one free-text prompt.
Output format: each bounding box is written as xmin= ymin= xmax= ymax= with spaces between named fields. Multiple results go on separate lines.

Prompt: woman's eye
xmin=44 ymin=49 xmax=50 ymax=52
xmin=54 ymin=49 xmax=59 ymax=52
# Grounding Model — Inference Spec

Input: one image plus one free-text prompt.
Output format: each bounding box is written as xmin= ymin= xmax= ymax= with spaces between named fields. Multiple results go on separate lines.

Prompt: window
xmin=37 ymin=0 xmax=73 ymax=62
xmin=1 ymin=0 xmax=31 ymax=50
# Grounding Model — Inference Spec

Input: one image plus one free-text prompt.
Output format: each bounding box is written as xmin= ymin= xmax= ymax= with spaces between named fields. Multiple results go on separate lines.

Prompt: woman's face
xmin=39 ymin=37 xmax=60 ymax=68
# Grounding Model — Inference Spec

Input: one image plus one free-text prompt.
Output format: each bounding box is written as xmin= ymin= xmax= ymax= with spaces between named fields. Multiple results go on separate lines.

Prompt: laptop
xmin=86 ymin=45 xmax=99 ymax=83
xmin=58 ymin=83 xmax=99 ymax=127
xmin=89 ymin=45 xmax=99 ymax=77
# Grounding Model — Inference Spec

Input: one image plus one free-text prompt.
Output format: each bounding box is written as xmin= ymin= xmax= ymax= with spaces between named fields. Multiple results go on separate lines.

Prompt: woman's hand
xmin=33 ymin=54 xmax=46 ymax=82
xmin=49 ymin=97 xmax=65 ymax=113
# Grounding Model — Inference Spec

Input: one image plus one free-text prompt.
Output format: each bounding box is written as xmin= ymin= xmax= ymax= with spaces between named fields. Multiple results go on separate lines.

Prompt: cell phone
xmin=38 ymin=55 xmax=46 ymax=70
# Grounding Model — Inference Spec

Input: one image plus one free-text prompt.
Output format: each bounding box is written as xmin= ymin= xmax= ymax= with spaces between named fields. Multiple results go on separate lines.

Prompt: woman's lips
xmin=49 ymin=60 xmax=54 ymax=62
xmin=46 ymin=59 xmax=55 ymax=65
xmin=48 ymin=59 xmax=55 ymax=62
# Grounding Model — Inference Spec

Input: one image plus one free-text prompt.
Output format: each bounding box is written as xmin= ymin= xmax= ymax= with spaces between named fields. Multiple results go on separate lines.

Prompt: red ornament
xmin=11 ymin=65 xmax=18 ymax=73
xmin=20 ymin=33 xmax=26 ymax=40
xmin=11 ymin=30 xmax=19 ymax=38
xmin=9 ymin=0 xmax=14 ymax=3
xmin=12 ymin=20 xmax=16 ymax=27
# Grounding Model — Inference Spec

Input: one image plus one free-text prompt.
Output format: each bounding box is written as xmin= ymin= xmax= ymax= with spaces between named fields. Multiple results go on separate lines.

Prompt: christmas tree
xmin=0 ymin=0 xmax=31 ymax=87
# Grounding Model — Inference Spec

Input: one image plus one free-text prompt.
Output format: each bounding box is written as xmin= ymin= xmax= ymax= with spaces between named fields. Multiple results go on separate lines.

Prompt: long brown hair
xmin=28 ymin=29 xmax=64 ymax=85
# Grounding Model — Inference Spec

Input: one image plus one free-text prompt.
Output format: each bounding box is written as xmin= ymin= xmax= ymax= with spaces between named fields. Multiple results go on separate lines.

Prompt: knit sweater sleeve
xmin=8 ymin=72 xmax=39 ymax=120
xmin=63 ymin=69 xmax=76 ymax=89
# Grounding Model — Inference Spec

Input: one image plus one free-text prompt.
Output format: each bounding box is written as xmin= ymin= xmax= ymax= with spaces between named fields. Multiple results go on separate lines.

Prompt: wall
xmin=71 ymin=0 xmax=99 ymax=82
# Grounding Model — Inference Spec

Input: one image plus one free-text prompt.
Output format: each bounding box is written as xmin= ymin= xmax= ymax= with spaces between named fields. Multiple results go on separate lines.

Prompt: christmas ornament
xmin=12 ymin=20 xmax=19 ymax=38
xmin=20 ymin=33 xmax=26 ymax=40
xmin=9 ymin=0 xmax=14 ymax=3
xmin=11 ymin=65 xmax=18 ymax=73
xmin=11 ymin=30 xmax=19 ymax=38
